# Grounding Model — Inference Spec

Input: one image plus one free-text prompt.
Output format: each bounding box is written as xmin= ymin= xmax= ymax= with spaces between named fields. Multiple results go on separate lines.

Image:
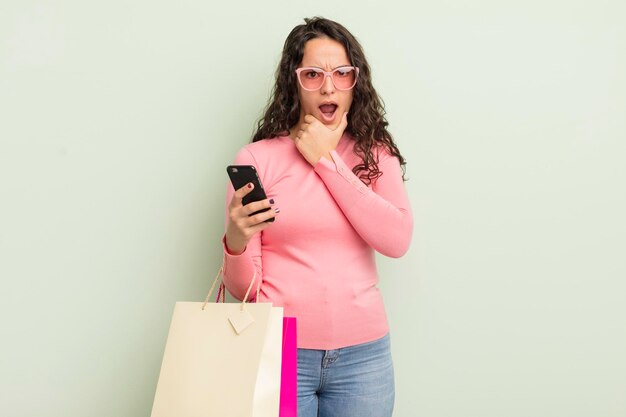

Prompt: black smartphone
xmin=226 ymin=165 xmax=274 ymax=222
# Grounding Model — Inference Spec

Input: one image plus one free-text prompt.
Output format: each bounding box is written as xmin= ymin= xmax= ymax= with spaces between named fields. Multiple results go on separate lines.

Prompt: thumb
xmin=334 ymin=111 xmax=349 ymax=133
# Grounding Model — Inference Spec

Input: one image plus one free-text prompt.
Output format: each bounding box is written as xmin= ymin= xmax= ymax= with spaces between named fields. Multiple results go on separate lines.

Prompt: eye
xmin=335 ymin=68 xmax=353 ymax=77
xmin=303 ymin=70 xmax=321 ymax=79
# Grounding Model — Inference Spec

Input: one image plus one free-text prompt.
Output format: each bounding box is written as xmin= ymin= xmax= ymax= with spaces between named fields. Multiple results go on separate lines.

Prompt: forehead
xmin=300 ymin=37 xmax=350 ymax=69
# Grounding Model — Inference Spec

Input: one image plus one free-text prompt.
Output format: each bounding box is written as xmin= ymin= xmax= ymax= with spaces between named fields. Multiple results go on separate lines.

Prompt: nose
xmin=320 ymin=73 xmax=336 ymax=94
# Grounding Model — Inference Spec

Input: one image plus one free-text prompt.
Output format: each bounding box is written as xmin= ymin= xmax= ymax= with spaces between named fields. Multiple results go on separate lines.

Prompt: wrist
xmin=223 ymin=235 xmax=246 ymax=256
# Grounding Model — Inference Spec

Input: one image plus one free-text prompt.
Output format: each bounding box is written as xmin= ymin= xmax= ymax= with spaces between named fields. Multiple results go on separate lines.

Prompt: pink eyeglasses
xmin=295 ymin=66 xmax=360 ymax=91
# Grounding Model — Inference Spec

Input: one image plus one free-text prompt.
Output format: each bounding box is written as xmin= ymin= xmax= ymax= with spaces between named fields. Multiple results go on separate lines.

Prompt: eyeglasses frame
xmin=295 ymin=66 xmax=360 ymax=91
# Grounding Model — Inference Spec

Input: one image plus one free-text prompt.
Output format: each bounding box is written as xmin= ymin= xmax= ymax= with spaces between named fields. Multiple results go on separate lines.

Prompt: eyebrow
xmin=300 ymin=65 xmax=353 ymax=71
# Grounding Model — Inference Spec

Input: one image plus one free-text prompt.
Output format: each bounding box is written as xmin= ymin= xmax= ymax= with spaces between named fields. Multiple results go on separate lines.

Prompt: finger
xmin=245 ymin=217 xmax=275 ymax=236
xmin=296 ymin=129 xmax=306 ymax=141
xmin=333 ymin=111 xmax=349 ymax=132
xmin=230 ymin=182 xmax=255 ymax=208
xmin=244 ymin=206 xmax=279 ymax=227
xmin=303 ymin=114 xmax=319 ymax=124
xmin=243 ymin=198 xmax=274 ymax=216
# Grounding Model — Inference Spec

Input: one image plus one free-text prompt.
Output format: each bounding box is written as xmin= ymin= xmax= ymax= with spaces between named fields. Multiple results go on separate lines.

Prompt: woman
xmin=222 ymin=17 xmax=412 ymax=417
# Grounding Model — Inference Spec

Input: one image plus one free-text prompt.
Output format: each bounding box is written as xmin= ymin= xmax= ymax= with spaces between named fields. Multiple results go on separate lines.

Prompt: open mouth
xmin=319 ymin=103 xmax=338 ymax=122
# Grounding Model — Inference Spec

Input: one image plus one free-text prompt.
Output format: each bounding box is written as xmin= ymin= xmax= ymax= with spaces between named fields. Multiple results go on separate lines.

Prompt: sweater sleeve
xmin=221 ymin=147 xmax=263 ymax=301
xmin=312 ymin=148 xmax=413 ymax=258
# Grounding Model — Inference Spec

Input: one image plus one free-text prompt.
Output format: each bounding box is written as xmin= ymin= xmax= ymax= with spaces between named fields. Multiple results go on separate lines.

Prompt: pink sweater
xmin=222 ymin=133 xmax=413 ymax=349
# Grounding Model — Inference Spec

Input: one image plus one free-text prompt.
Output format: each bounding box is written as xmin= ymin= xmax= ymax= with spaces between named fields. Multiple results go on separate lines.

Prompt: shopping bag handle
xmin=201 ymin=263 xmax=259 ymax=311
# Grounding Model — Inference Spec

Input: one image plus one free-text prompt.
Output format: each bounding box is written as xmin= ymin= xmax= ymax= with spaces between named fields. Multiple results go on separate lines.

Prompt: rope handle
xmin=202 ymin=263 xmax=261 ymax=310
xmin=215 ymin=283 xmax=225 ymax=303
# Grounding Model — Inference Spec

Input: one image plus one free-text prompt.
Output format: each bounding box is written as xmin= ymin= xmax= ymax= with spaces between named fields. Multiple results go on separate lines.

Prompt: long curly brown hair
xmin=252 ymin=17 xmax=407 ymax=184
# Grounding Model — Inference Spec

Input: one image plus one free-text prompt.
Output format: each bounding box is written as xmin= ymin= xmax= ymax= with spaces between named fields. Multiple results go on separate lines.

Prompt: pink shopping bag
xmin=280 ymin=317 xmax=297 ymax=417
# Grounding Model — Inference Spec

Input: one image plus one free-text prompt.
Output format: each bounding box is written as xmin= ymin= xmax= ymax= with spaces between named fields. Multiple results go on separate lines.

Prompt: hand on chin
xmin=293 ymin=112 xmax=348 ymax=166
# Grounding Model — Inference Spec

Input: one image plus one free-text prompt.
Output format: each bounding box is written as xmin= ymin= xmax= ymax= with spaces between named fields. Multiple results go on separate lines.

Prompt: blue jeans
xmin=297 ymin=333 xmax=395 ymax=417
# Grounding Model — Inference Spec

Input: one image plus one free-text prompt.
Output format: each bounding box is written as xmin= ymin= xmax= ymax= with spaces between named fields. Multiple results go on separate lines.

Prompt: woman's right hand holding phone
xmin=225 ymin=183 xmax=278 ymax=255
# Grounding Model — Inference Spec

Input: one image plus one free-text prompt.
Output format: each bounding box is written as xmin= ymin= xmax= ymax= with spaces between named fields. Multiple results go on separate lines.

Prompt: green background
xmin=1 ymin=1 xmax=625 ymax=416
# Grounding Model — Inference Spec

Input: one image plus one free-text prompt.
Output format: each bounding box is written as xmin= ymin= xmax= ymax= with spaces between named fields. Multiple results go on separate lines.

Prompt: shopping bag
xmin=280 ymin=317 xmax=297 ymax=417
xmin=151 ymin=268 xmax=284 ymax=417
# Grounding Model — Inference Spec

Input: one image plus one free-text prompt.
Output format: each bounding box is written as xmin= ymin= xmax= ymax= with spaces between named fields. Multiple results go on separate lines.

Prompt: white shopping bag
xmin=151 ymin=268 xmax=283 ymax=417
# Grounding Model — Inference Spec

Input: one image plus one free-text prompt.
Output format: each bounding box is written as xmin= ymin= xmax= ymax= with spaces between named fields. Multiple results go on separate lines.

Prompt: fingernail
xmin=247 ymin=183 xmax=253 ymax=189
xmin=269 ymin=198 xmax=275 ymax=205
xmin=274 ymin=208 xmax=280 ymax=213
